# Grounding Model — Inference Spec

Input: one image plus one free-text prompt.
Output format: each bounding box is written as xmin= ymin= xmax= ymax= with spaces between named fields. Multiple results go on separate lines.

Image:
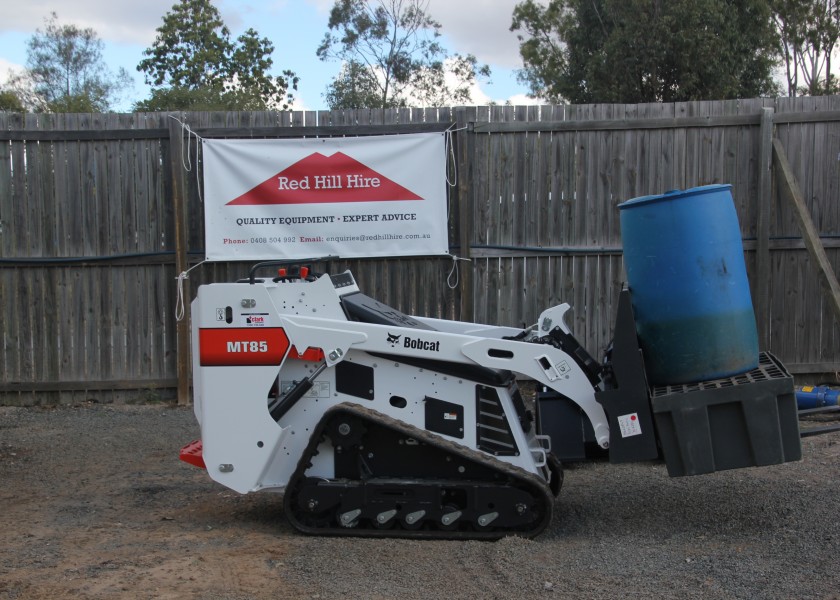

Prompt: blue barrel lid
xmin=618 ymin=184 xmax=732 ymax=210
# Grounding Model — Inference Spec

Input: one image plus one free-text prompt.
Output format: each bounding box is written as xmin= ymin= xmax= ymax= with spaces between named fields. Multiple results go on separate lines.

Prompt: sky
xmin=0 ymin=0 xmax=539 ymax=112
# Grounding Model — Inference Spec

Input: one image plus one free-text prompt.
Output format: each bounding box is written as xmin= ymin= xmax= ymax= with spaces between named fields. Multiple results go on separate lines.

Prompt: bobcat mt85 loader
xmin=180 ymin=259 xmax=801 ymax=540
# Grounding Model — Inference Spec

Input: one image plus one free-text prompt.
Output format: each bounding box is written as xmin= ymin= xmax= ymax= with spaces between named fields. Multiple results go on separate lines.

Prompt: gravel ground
xmin=0 ymin=402 xmax=838 ymax=600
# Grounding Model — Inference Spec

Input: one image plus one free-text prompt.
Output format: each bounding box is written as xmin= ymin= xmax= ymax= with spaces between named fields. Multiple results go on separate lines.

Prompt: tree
xmin=136 ymin=0 xmax=297 ymax=111
xmin=318 ymin=0 xmax=490 ymax=108
xmin=325 ymin=60 xmax=389 ymax=109
xmin=511 ymin=0 xmax=781 ymax=104
xmin=23 ymin=12 xmax=131 ymax=113
xmin=0 ymin=89 xmax=25 ymax=112
xmin=772 ymin=0 xmax=840 ymax=96
xmin=408 ymin=54 xmax=491 ymax=107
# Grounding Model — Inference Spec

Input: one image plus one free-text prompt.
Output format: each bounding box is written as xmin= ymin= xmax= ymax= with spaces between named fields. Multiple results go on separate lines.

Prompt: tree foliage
xmin=136 ymin=0 xmax=297 ymax=111
xmin=23 ymin=12 xmax=131 ymax=113
xmin=324 ymin=60 xmax=388 ymax=109
xmin=0 ymin=90 xmax=25 ymax=112
xmin=511 ymin=0 xmax=781 ymax=104
xmin=318 ymin=0 xmax=489 ymax=108
xmin=772 ymin=0 xmax=840 ymax=95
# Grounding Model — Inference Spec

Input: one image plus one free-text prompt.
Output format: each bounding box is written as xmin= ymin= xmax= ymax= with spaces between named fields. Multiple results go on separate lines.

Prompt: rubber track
xmin=283 ymin=402 xmax=556 ymax=540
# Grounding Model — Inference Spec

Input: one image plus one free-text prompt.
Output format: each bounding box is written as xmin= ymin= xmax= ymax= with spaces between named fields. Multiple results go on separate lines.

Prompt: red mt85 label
xmin=199 ymin=328 xmax=290 ymax=366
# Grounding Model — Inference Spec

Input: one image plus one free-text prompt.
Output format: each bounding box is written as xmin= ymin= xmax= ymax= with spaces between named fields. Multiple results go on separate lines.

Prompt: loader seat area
xmin=341 ymin=292 xmax=512 ymax=387
xmin=341 ymin=292 xmax=436 ymax=331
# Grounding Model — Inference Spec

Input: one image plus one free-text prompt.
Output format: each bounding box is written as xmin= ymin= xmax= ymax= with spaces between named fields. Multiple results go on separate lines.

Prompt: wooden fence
xmin=1 ymin=96 xmax=838 ymax=405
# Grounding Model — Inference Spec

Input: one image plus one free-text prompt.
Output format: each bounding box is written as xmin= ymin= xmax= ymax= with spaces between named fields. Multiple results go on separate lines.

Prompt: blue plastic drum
xmin=618 ymin=185 xmax=759 ymax=385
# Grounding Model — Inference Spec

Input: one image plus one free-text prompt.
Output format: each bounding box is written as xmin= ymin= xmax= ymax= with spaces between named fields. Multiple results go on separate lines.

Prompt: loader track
xmin=283 ymin=402 xmax=558 ymax=540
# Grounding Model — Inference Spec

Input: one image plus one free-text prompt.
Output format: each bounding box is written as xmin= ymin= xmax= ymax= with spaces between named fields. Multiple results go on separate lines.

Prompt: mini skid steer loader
xmin=180 ymin=259 xmax=801 ymax=540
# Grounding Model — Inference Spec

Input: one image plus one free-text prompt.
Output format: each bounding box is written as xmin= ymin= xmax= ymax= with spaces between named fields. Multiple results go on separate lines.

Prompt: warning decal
xmin=617 ymin=413 xmax=643 ymax=438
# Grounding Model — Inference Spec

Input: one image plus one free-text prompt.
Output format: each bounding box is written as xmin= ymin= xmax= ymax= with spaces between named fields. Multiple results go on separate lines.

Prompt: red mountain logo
xmin=227 ymin=152 xmax=423 ymax=205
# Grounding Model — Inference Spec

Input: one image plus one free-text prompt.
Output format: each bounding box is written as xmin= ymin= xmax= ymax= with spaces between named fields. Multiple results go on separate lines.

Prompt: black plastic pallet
xmin=650 ymin=352 xmax=802 ymax=477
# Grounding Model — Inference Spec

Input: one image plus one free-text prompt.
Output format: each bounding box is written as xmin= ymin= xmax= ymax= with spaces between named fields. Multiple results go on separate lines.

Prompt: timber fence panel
xmin=0 ymin=107 xmax=11 ymax=393
xmin=768 ymin=96 xmax=840 ymax=373
xmin=2 ymin=99 xmax=840 ymax=404
xmin=0 ymin=113 xmax=12 ymax=258
xmin=464 ymin=97 xmax=840 ymax=375
xmin=9 ymin=114 xmax=27 ymax=257
xmin=818 ymin=98 xmax=840 ymax=366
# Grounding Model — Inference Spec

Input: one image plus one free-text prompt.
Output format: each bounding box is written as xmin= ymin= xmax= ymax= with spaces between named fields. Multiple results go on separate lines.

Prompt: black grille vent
xmin=476 ymin=385 xmax=517 ymax=456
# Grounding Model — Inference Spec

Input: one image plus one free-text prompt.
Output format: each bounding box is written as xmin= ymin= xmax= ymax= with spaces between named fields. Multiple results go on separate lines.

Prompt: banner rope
xmin=444 ymin=126 xmax=463 ymax=223
xmin=445 ymin=125 xmax=469 ymax=288
xmin=175 ymin=260 xmax=208 ymax=322
xmin=444 ymin=126 xmax=460 ymax=188
xmin=168 ymin=115 xmax=208 ymax=322
xmin=447 ymin=254 xmax=471 ymax=289
xmin=168 ymin=114 xmax=205 ymax=203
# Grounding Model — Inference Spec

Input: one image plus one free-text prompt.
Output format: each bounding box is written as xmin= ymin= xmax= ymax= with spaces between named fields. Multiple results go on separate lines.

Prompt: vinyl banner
xmin=202 ymin=133 xmax=448 ymax=261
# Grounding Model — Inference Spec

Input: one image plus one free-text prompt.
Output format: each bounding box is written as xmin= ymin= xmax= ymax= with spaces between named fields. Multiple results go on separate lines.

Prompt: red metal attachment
xmin=180 ymin=439 xmax=206 ymax=469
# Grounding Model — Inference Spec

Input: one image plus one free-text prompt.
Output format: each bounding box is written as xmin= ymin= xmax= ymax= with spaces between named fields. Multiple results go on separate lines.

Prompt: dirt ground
xmin=1 ymin=402 xmax=839 ymax=600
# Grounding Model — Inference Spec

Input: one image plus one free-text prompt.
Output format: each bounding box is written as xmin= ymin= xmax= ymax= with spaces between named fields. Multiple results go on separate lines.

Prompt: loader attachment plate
xmin=283 ymin=403 xmax=557 ymax=540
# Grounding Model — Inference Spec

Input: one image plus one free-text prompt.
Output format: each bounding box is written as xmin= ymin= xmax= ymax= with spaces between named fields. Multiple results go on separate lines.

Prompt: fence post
xmin=755 ymin=107 xmax=774 ymax=348
xmin=455 ymin=108 xmax=475 ymax=323
xmin=169 ymin=116 xmax=191 ymax=406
